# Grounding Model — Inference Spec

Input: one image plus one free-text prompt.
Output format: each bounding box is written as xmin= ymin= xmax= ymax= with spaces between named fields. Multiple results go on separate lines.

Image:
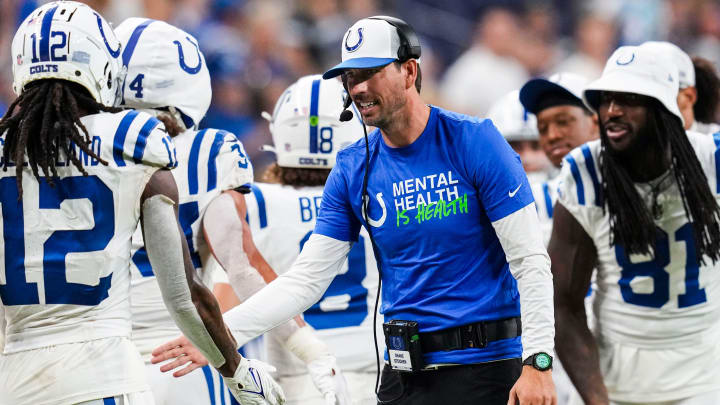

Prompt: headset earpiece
xmin=368 ymin=16 xmax=421 ymax=62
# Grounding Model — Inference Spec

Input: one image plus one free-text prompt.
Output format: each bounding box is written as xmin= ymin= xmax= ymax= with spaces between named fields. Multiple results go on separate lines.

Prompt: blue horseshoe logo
xmin=616 ymin=52 xmax=635 ymax=66
xmin=174 ymin=37 xmax=202 ymax=74
xmin=94 ymin=13 xmax=121 ymax=58
xmin=345 ymin=28 xmax=363 ymax=53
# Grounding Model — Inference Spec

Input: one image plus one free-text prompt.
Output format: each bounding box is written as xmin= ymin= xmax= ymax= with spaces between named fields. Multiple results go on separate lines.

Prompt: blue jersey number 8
xmin=300 ymin=231 xmax=368 ymax=329
xmin=0 ymin=176 xmax=115 ymax=306
xmin=615 ymin=223 xmax=707 ymax=308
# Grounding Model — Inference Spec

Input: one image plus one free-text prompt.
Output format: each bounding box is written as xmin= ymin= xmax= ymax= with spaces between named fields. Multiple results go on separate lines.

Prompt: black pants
xmin=376 ymin=358 xmax=522 ymax=405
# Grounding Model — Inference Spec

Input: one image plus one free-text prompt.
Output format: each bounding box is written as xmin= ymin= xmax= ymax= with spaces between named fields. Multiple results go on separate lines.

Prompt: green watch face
xmin=535 ymin=353 xmax=552 ymax=370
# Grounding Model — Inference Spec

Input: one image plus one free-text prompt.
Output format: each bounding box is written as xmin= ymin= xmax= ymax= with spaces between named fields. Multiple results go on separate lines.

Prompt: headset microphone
xmin=339 ymin=94 xmax=354 ymax=122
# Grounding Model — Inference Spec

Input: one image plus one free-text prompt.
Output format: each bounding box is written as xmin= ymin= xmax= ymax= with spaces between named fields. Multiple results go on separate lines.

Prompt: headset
xmin=339 ymin=16 xmax=421 ymax=122
xmin=336 ymin=16 xmax=421 ymax=403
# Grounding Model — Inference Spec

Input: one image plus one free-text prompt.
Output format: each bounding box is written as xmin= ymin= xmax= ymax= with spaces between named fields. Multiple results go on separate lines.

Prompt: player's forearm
xmin=189 ymin=280 xmax=241 ymax=376
xmin=224 ymin=233 xmax=351 ymax=346
xmin=555 ymin=305 xmax=608 ymax=405
xmin=143 ymin=194 xmax=240 ymax=377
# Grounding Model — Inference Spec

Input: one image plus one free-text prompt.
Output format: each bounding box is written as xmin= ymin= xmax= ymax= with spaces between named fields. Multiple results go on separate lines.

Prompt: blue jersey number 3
xmin=615 ymin=223 xmax=707 ymax=308
xmin=0 ymin=176 xmax=115 ymax=306
xmin=300 ymin=231 xmax=368 ymax=329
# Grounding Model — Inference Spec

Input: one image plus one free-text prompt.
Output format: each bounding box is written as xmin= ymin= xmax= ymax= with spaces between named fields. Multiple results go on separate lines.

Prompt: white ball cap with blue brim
xmin=322 ymin=18 xmax=402 ymax=79
xmin=583 ymin=45 xmax=684 ymax=125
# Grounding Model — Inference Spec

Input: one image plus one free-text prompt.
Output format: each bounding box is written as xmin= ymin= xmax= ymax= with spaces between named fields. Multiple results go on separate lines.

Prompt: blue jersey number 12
xmin=0 ymin=176 xmax=115 ymax=306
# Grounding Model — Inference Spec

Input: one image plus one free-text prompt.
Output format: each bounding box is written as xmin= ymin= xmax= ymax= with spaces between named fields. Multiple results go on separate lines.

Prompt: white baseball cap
xmin=487 ymin=90 xmax=538 ymax=142
xmin=322 ymin=16 xmax=416 ymax=79
xmin=641 ymin=41 xmax=695 ymax=88
xmin=583 ymin=45 xmax=683 ymax=124
xmin=519 ymin=72 xmax=590 ymax=114
xmin=115 ymin=18 xmax=211 ymax=129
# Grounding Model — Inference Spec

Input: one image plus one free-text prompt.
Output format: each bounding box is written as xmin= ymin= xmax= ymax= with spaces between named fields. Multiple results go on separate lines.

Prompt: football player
xmin=552 ymin=45 xmax=720 ymax=404
xmin=0 ymin=3 xmax=264 ymax=405
xmin=116 ymin=18 xmax=341 ymax=405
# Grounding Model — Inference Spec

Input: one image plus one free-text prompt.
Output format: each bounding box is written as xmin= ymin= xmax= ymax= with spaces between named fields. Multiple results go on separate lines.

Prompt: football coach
xmin=166 ymin=16 xmax=557 ymax=405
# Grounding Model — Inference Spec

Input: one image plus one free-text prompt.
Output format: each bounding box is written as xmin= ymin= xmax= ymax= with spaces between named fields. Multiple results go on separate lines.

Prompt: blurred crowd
xmin=1 ymin=0 xmax=720 ymax=176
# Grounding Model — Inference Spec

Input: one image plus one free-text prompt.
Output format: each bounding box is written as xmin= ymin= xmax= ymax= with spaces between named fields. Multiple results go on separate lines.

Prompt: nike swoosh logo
xmin=241 ymin=368 xmax=266 ymax=397
xmin=508 ymin=184 xmax=522 ymax=197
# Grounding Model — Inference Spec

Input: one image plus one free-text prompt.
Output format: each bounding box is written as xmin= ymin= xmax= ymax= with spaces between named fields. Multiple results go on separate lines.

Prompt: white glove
xmin=224 ymin=357 xmax=286 ymax=405
xmin=284 ymin=326 xmax=352 ymax=405
xmin=307 ymin=355 xmax=351 ymax=405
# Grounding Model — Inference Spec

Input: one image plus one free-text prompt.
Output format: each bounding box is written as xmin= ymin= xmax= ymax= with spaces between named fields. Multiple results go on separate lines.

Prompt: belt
xmin=419 ymin=317 xmax=522 ymax=353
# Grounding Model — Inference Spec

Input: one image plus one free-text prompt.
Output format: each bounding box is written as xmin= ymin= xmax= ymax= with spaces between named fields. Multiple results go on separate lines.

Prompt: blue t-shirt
xmin=314 ymin=106 xmax=534 ymax=364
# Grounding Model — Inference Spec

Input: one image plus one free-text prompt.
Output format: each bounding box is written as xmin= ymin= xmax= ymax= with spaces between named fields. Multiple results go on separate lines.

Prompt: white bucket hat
xmin=641 ymin=41 xmax=695 ymax=89
xmin=583 ymin=45 xmax=683 ymax=124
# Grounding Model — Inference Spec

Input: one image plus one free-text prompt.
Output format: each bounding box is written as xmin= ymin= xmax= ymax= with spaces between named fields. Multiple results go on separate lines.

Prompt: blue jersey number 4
xmin=615 ymin=223 xmax=707 ymax=308
xmin=0 ymin=176 xmax=115 ymax=306
xmin=300 ymin=231 xmax=368 ymax=329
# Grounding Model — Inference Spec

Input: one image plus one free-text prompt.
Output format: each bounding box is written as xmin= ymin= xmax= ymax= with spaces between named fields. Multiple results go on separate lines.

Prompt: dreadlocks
xmin=599 ymin=98 xmax=720 ymax=263
xmin=0 ymin=79 xmax=120 ymax=197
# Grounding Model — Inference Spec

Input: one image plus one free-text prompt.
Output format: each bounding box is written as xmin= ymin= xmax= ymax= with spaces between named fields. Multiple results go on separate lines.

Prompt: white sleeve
xmin=223 ymin=233 xmax=351 ymax=346
xmin=491 ymin=203 xmax=555 ymax=361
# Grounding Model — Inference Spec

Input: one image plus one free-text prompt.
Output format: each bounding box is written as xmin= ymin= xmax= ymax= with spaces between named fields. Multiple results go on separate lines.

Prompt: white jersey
xmin=245 ymin=182 xmax=380 ymax=375
xmin=0 ymin=110 xmax=175 ymax=404
xmin=557 ymin=132 xmax=720 ymax=401
xmin=530 ymin=175 xmax=560 ymax=247
xmin=130 ymin=127 xmax=253 ymax=359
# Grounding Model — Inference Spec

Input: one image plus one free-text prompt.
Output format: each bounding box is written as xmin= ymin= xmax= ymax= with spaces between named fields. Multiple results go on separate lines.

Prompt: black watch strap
xmin=523 ymin=352 xmax=553 ymax=371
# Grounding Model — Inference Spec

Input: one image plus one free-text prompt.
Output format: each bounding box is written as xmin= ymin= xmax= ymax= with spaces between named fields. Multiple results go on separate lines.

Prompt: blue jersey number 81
xmin=0 ymin=176 xmax=115 ymax=306
xmin=615 ymin=223 xmax=707 ymax=308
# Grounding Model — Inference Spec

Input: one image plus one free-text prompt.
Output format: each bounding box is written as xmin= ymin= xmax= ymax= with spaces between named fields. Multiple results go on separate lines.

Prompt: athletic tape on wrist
xmin=284 ymin=325 xmax=332 ymax=364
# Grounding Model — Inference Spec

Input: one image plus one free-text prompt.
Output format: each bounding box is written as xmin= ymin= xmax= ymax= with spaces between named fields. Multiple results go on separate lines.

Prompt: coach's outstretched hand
xmin=507 ymin=367 xmax=557 ymax=405
xmin=151 ymin=335 xmax=209 ymax=377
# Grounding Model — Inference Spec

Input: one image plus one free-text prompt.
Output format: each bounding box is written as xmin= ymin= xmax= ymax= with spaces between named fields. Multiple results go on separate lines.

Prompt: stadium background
xmin=1 ymin=0 xmax=719 ymax=177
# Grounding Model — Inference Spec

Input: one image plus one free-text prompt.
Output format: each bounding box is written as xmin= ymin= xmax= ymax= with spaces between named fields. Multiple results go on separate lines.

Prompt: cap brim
xmin=322 ymin=57 xmax=396 ymax=79
xmin=519 ymin=78 xmax=583 ymax=114
xmin=583 ymin=72 xmax=684 ymax=125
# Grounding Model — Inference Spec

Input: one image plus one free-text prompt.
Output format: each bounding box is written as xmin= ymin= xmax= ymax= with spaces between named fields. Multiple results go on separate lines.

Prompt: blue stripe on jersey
xmin=121 ymin=19 xmax=154 ymax=67
xmin=565 ymin=155 xmax=585 ymax=205
xmin=103 ymin=397 xmax=116 ymax=405
xmin=219 ymin=375 xmax=227 ymax=405
xmin=132 ymin=116 xmax=161 ymax=163
xmin=112 ymin=110 xmax=140 ymax=166
xmin=581 ymin=144 xmax=602 ymax=206
xmin=201 ymin=365 xmax=217 ymax=405
xmin=542 ymin=182 xmax=553 ymax=218
xmin=131 ymin=247 xmax=153 ymax=277
xmin=188 ymin=129 xmax=209 ymax=195
xmin=230 ymin=392 xmax=241 ymax=405
xmin=250 ymin=184 xmax=268 ymax=228
xmin=713 ymin=132 xmax=720 ymax=193
xmin=309 ymin=79 xmax=321 ymax=153
xmin=206 ymin=131 xmax=227 ymax=192
xmin=39 ymin=6 xmax=58 ymax=62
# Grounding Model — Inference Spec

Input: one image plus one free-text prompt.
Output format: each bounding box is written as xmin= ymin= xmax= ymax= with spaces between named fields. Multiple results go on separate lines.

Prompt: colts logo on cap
xmin=345 ymin=28 xmax=364 ymax=53
xmin=616 ymin=52 xmax=635 ymax=66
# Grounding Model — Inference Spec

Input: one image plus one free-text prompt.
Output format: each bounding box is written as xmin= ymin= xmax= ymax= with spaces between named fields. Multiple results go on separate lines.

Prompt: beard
xmin=602 ymin=119 xmax=659 ymax=160
xmin=362 ymin=86 xmax=407 ymax=129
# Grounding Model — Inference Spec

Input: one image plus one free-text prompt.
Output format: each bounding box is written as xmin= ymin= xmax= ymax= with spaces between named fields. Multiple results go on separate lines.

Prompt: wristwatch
xmin=523 ymin=352 xmax=553 ymax=371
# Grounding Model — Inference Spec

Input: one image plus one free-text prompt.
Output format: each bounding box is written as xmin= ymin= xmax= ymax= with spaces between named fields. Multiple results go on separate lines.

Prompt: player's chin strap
xmin=142 ymin=194 xmax=227 ymax=368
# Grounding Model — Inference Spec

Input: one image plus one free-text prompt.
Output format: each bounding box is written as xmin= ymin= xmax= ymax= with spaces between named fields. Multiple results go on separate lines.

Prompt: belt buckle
xmin=476 ymin=323 xmax=487 ymax=348
xmin=463 ymin=323 xmax=487 ymax=349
